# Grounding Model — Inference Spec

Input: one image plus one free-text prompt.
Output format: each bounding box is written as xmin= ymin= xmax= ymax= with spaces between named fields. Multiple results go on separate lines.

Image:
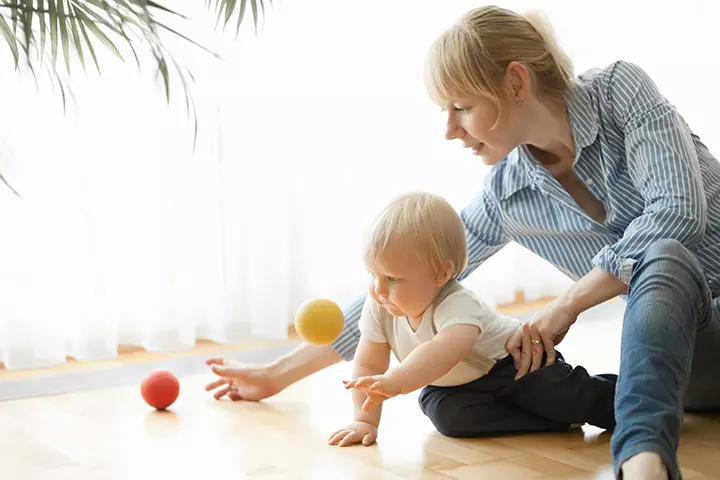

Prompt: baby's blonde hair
xmin=425 ymin=5 xmax=573 ymax=118
xmin=364 ymin=192 xmax=467 ymax=281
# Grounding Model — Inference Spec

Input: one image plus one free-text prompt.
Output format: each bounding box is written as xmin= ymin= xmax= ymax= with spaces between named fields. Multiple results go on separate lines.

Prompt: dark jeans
xmin=418 ymin=351 xmax=617 ymax=438
xmin=611 ymin=239 xmax=720 ymax=480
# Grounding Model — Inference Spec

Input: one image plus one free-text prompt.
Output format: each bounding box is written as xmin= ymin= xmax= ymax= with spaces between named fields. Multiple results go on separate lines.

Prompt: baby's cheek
xmin=389 ymin=287 xmax=406 ymax=305
xmin=367 ymin=286 xmax=380 ymax=304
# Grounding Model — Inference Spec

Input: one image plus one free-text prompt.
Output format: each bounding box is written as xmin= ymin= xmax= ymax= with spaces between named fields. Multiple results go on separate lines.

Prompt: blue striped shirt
xmin=333 ymin=60 xmax=720 ymax=361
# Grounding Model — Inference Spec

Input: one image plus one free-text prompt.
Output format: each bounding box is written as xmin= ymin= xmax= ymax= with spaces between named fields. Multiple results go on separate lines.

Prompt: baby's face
xmin=366 ymin=238 xmax=444 ymax=320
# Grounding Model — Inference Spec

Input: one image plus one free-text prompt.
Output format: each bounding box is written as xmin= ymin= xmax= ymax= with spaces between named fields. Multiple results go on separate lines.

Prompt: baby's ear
xmin=436 ymin=261 xmax=454 ymax=285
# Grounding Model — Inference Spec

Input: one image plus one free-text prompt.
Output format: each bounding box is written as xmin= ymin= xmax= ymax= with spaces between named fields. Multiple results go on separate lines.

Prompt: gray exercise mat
xmin=0 ymin=342 xmax=299 ymax=402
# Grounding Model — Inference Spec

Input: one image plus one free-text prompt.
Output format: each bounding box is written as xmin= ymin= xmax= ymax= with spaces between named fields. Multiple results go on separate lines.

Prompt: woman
xmin=205 ymin=6 xmax=720 ymax=480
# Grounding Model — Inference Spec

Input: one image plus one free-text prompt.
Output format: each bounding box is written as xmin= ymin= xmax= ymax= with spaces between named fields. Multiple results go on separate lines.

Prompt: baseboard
xmin=0 ymin=336 xmax=298 ymax=379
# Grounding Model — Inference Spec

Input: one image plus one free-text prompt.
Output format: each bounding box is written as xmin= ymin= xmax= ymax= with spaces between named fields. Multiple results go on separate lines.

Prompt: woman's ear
xmin=505 ymin=61 xmax=532 ymax=102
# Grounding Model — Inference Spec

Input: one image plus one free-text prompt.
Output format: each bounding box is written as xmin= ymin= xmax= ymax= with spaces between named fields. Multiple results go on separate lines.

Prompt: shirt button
xmin=586 ymin=178 xmax=594 ymax=186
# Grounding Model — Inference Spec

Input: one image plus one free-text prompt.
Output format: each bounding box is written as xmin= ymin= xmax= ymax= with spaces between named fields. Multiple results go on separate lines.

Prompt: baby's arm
xmin=328 ymin=336 xmax=390 ymax=447
xmin=349 ymin=336 xmax=391 ymax=424
xmin=344 ymin=323 xmax=480 ymax=402
xmin=386 ymin=323 xmax=479 ymax=394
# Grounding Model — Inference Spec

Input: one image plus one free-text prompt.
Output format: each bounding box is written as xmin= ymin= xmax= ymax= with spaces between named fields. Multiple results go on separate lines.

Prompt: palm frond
xmin=0 ymin=0 xmax=270 ymax=195
xmin=0 ymin=0 xmax=270 ymax=95
xmin=0 ymin=171 xmax=21 ymax=197
xmin=207 ymin=0 xmax=269 ymax=36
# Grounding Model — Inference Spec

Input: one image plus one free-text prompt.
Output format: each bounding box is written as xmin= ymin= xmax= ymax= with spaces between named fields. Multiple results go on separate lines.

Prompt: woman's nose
xmin=445 ymin=114 xmax=463 ymax=141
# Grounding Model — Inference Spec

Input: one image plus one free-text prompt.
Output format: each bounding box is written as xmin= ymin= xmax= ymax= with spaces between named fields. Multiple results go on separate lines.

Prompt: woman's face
xmin=441 ymin=92 xmax=524 ymax=166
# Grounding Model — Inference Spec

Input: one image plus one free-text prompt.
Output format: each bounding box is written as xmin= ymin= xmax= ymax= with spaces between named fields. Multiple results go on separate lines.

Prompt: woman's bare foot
xmin=621 ymin=452 xmax=669 ymax=480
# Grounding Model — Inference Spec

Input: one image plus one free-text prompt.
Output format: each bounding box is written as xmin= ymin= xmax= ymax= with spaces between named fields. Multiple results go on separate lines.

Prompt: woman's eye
xmin=454 ymin=105 xmax=471 ymax=112
xmin=387 ymin=277 xmax=398 ymax=283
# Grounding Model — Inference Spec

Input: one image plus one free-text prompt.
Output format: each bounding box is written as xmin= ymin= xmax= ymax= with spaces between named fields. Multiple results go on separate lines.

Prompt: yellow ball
xmin=294 ymin=298 xmax=344 ymax=345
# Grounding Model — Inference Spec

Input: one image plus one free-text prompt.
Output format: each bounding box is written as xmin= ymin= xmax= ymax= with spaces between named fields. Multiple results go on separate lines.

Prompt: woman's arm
xmin=507 ymin=268 xmax=627 ymax=377
xmin=592 ymin=60 xmax=707 ymax=284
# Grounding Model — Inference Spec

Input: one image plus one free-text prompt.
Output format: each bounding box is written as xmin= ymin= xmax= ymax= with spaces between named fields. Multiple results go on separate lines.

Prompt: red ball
xmin=141 ymin=370 xmax=180 ymax=410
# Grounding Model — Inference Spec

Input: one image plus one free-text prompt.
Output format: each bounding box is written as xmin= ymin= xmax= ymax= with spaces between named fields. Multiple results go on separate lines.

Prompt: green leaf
xmin=235 ymin=0 xmax=246 ymax=37
xmin=75 ymin=10 xmax=99 ymax=72
xmin=9 ymin=0 xmax=18 ymax=35
xmin=155 ymin=20 xmax=218 ymax=57
xmin=120 ymin=25 xmax=141 ymax=71
xmin=74 ymin=8 xmax=122 ymax=60
xmin=224 ymin=0 xmax=236 ymax=24
xmin=166 ymin=55 xmax=197 ymax=147
xmin=157 ymin=55 xmax=169 ymax=102
xmin=0 ymin=13 xmax=19 ymax=68
xmin=21 ymin=0 xmax=32 ymax=63
xmin=71 ymin=2 xmax=125 ymax=36
xmin=38 ymin=0 xmax=48 ymax=59
xmin=57 ymin=0 xmax=71 ymax=73
xmin=68 ymin=5 xmax=85 ymax=71
xmin=47 ymin=0 xmax=59 ymax=67
xmin=212 ymin=0 xmax=225 ymax=29
xmin=146 ymin=1 xmax=186 ymax=18
xmin=56 ymin=71 xmax=67 ymax=111
xmin=250 ymin=0 xmax=256 ymax=34
xmin=80 ymin=0 xmax=133 ymax=35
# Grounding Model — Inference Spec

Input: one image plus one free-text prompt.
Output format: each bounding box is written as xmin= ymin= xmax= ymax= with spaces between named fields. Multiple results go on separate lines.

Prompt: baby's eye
xmin=387 ymin=277 xmax=398 ymax=283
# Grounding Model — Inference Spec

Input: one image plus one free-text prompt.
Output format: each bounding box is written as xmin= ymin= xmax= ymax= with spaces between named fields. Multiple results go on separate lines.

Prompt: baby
xmin=329 ymin=192 xmax=616 ymax=447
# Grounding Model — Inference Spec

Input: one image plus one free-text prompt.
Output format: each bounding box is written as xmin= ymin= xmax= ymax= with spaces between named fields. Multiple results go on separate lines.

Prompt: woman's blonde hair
xmin=425 ymin=5 xmax=573 ymax=113
xmin=364 ymin=192 xmax=467 ymax=281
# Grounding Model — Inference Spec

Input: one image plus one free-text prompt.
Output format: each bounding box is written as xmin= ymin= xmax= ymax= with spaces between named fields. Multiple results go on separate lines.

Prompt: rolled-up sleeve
xmin=592 ymin=61 xmax=707 ymax=283
xmin=331 ymin=294 xmax=365 ymax=361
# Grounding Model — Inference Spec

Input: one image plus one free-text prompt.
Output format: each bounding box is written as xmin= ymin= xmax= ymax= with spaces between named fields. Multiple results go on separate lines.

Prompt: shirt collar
xmin=565 ymin=78 xmax=599 ymax=150
xmin=497 ymin=79 xmax=599 ymax=200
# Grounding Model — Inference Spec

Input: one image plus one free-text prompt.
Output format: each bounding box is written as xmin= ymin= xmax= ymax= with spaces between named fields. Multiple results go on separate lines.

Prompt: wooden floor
xmin=1 ymin=363 xmax=720 ymax=479
xmin=2 ymin=300 xmax=720 ymax=479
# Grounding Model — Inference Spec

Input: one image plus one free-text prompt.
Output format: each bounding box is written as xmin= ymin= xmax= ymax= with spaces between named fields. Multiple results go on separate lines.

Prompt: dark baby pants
xmin=418 ymin=352 xmax=617 ymax=437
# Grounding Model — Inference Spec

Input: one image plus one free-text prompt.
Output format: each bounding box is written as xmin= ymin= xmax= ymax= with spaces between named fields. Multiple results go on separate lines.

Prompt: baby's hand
xmin=328 ymin=421 xmax=378 ymax=447
xmin=343 ymin=374 xmax=402 ymax=411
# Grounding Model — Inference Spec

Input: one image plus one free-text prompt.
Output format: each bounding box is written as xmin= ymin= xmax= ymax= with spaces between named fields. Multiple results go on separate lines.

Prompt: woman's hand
xmin=204 ymin=357 xmax=282 ymax=401
xmin=506 ymin=299 xmax=578 ymax=379
xmin=507 ymin=268 xmax=627 ymax=379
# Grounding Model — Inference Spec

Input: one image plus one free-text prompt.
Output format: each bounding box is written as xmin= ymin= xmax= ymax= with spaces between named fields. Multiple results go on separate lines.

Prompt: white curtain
xmin=2 ymin=0 xmax=717 ymax=370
